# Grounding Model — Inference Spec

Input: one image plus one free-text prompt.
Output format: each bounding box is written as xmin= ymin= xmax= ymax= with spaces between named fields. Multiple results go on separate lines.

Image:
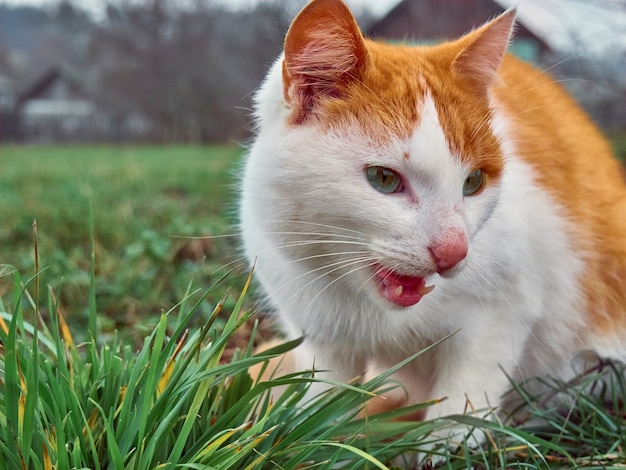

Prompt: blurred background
xmin=1 ymin=0 xmax=625 ymax=144
xmin=0 ymin=0 xmax=624 ymax=347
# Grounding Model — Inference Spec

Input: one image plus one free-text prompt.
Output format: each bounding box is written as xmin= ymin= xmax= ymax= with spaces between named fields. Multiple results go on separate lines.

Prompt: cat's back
xmin=495 ymin=55 xmax=626 ymax=348
xmin=496 ymin=55 xmax=620 ymax=184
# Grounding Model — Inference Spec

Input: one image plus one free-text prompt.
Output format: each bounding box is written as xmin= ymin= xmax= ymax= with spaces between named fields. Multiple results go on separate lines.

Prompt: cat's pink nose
xmin=429 ymin=237 xmax=468 ymax=272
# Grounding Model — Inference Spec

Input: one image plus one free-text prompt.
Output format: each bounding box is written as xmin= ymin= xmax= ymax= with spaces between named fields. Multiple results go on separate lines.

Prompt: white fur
xmin=240 ymin=57 xmax=590 ymax=420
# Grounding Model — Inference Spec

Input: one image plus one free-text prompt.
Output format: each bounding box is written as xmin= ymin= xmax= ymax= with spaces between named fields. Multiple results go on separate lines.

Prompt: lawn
xmin=0 ymin=145 xmax=254 ymax=346
xmin=1 ymin=144 xmax=625 ymax=469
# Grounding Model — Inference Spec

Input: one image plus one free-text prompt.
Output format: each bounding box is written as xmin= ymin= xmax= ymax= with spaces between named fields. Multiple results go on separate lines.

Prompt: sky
xmin=1 ymin=0 xmax=625 ymax=55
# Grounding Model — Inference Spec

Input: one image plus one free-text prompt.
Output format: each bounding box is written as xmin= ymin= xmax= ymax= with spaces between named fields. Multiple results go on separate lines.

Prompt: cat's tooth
xmin=421 ymin=284 xmax=435 ymax=295
xmin=393 ymin=285 xmax=403 ymax=297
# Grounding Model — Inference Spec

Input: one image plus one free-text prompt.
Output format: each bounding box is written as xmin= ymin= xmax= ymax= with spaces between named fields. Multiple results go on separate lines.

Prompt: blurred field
xmin=610 ymin=131 xmax=626 ymax=161
xmin=0 ymin=145 xmax=252 ymax=344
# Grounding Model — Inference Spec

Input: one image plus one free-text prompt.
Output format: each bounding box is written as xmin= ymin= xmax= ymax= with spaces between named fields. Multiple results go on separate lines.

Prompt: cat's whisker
xmin=211 ymin=248 xmax=371 ymax=281
xmin=264 ymin=250 xmax=372 ymax=275
xmin=266 ymin=219 xmax=371 ymax=238
xmin=286 ymin=255 xmax=375 ymax=287
xmin=301 ymin=259 xmax=380 ymax=315
xmin=283 ymin=257 xmax=379 ymax=305
xmin=460 ymin=266 xmax=528 ymax=381
xmin=279 ymin=240 xmax=371 ymax=250
xmin=171 ymin=233 xmax=241 ymax=240
xmin=252 ymin=241 xmax=371 ymax=262
xmin=219 ymin=238 xmax=373 ymax=286
xmin=247 ymin=237 xmax=374 ymax=280
xmin=536 ymin=54 xmax=574 ymax=77
xmin=468 ymin=248 xmax=517 ymax=276
xmin=515 ymin=104 xmax=570 ymax=116
xmin=253 ymin=225 xmax=370 ymax=245
xmin=242 ymin=236 xmax=371 ymax=259
xmin=209 ymin=256 xmax=249 ymax=274
xmin=521 ymin=78 xmax=591 ymax=97
xmin=462 ymin=262 xmax=549 ymax=372
xmin=458 ymin=266 xmax=528 ymax=381
xmin=286 ymin=250 xmax=373 ymax=265
xmin=263 ymin=231 xmax=369 ymax=242
xmin=462 ymin=262 xmax=519 ymax=316
xmin=352 ymin=260 xmax=391 ymax=298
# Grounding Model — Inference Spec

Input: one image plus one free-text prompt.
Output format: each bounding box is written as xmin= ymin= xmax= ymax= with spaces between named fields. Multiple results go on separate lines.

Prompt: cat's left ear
xmin=452 ymin=9 xmax=516 ymax=90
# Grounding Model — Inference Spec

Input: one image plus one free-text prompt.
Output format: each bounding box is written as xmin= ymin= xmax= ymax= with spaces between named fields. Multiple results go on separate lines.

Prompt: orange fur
xmin=494 ymin=56 xmax=626 ymax=333
xmin=283 ymin=5 xmax=508 ymax=183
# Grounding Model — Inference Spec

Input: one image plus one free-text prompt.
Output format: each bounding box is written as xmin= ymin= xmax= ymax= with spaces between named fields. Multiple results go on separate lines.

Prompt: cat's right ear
xmin=451 ymin=9 xmax=517 ymax=92
xmin=282 ymin=0 xmax=368 ymax=124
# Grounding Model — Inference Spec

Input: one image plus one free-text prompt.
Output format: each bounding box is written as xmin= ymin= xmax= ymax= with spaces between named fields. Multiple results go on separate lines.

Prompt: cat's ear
xmin=282 ymin=0 xmax=368 ymax=123
xmin=452 ymin=9 xmax=516 ymax=90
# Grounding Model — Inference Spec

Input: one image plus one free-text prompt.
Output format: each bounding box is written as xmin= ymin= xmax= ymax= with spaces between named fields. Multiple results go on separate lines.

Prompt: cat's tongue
xmin=376 ymin=268 xmax=435 ymax=307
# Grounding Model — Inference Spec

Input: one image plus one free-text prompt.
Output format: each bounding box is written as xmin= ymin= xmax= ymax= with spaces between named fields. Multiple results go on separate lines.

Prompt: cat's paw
xmin=405 ymin=418 xmax=495 ymax=468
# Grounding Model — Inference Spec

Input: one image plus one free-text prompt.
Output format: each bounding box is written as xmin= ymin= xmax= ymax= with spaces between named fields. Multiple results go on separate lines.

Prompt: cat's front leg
xmin=251 ymin=338 xmax=366 ymax=402
xmin=291 ymin=340 xmax=367 ymax=399
xmin=359 ymin=340 xmax=511 ymax=468
xmin=417 ymin=328 xmax=524 ymax=457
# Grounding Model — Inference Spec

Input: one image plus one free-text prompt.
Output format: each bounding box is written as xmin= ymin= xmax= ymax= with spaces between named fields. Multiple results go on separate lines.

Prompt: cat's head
xmin=248 ymin=0 xmax=515 ymax=309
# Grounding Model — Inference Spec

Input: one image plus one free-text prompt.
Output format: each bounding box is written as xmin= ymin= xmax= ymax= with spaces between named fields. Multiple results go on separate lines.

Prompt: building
xmin=366 ymin=0 xmax=552 ymax=64
xmin=0 ymin=65 xmax=152 ymax=143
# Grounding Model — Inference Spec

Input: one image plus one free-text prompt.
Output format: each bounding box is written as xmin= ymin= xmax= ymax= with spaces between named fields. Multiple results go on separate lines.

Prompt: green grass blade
xmin=20 ymin=321 xmax=40 ymax=470
xmin=166 ymin=369 xmax=214 ymax=465
xmin=90 ymin=398 xmax=125 ymax=469
xmin=88 ymin=198 xmax=98 ymax=342
xmin=3 ymin=272 xmax=23 ymax=467
xmin=305 ymin=441 xmax=391 ymax=469
xmin=135 ymin=313 xmax=169 ymax=464
xmin=448 ymin=413 xmax=576 ymax=466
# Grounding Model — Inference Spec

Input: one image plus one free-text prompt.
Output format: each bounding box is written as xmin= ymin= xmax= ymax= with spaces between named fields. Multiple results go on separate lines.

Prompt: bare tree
xmin=88 ymin=0 xmax=297 ymax=142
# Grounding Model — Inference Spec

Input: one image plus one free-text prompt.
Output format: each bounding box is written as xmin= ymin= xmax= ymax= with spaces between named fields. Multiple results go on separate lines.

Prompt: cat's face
xmin=260 ymin=91 xmax=502 ymax=309
xmin=245 ymin=0 xmax=513 ymax=309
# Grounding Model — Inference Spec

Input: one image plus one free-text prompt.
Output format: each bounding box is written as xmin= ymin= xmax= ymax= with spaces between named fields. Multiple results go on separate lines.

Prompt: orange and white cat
xmin=240 ymin=0 xmax=626 ymax=428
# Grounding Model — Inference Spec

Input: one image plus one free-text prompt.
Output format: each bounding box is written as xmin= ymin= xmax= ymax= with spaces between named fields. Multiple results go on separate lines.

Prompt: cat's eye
xmin=463 ymin=169 xmax=485 ymax=196
xmin=366 ymin=166 xmax=403 ymax=194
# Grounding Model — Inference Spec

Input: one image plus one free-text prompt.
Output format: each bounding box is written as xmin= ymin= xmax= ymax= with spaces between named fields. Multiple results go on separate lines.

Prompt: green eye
xmin=366 ymin=166 xmax=403 ymax=194
xmin=463 ymin=169 xmax=485 ymax=196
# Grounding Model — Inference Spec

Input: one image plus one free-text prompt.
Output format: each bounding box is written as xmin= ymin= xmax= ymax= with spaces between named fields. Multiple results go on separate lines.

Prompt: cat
xmin=240 ymin=0 xmax=626 ymax=440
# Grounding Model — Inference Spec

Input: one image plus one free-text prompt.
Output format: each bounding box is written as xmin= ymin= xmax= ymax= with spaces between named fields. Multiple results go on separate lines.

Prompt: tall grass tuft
xmin=1 ymin=229 xmax=625 ymax=468
xmin=0 ymin=264 xmax=431 ymax=469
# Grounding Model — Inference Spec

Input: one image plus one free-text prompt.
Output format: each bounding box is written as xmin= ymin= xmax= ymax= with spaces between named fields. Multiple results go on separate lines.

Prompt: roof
xmin=366 ymin=0 xmax=551 ymax=53
xmin=15 ymin=65 xmax=91 ymax=109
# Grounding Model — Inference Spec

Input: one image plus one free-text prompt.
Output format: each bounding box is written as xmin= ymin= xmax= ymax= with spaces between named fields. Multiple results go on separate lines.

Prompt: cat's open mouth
xmin=374 ymin=267 xmax=435 ymax=307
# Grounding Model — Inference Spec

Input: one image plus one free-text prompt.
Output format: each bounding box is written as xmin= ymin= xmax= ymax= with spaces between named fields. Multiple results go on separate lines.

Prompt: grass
xmin=1 ymin=231 xmax=625 ymax=469
xmin=0 ymin=144 xmax=625 ymax=468
xmin=608 ymin=131 xmax=626 ymax=161
xmin=0 ymin=145 xmax=251 ymax=345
